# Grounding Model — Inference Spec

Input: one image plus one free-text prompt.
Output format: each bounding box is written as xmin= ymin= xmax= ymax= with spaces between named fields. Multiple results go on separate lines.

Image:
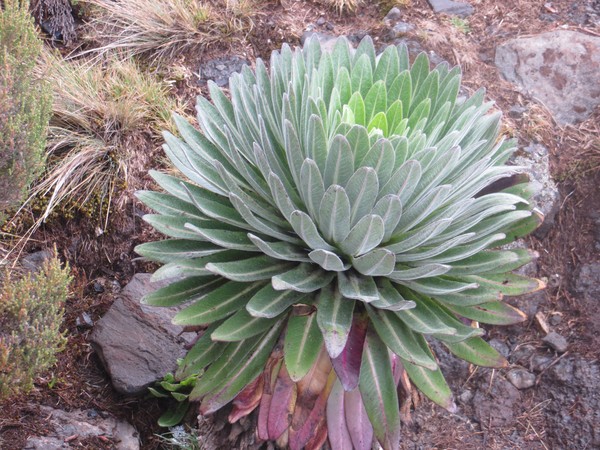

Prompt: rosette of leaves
xmin=136 ymin=36 xmax=544 ymax=450
xmin=148 ymin=372 xmax=197 ymax=427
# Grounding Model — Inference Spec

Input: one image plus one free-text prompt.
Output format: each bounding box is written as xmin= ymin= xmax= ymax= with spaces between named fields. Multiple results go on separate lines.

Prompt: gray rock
xmin=489 ymin=338 xmax=510 ymax=358
xmin=21 ymin=249 xmax=54 ymax=273
xmin=473 ymin=377 xmax=521 ymax=427
xmin=385 ymin=7 xmax=402 ymax=22
xmin=90 ymin=273 xmax=195 ymax=395
xmin=391 ymin=22 xmax=415 ymax=36
xmin=24 ymin=405 xmax=138 ymax=450
xmin=427 ymin=0 xmax=474 ymax=17
xmin=531 ymin=354 xmax=552 ymax=372
xmin=511 ymin=143 xmax=560 ymax=238
xmin=574 ymin=262 xmax=600 ymax=296
xmin=199 ymin=56 xmax=250 ymax=87
xmin=542 ymin=331 xmax=569 ymax=353
xmin=458 ymin=389 xmax=473 ymax=404
xmin=301 ymin=31 xmax=339 ymax=54
xmin=507 ymin=368 xmax=536 ymax=389
xmin=510 ymin=344 xmax=536 ymax=366
xmin=495 ymin=30 xmax=600 ymax=125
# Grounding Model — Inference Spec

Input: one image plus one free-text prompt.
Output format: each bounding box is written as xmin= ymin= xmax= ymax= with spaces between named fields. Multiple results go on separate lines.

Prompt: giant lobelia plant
xmin=136 ymin=36 xmax=544 ymax=450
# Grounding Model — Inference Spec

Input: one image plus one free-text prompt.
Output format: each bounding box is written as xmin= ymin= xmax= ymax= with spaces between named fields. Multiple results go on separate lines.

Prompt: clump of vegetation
xmin=450 ymin=16 xmax=471 ymax=34
xmin=6 ymin=51 xmax=182 ymax=234
xmin=138 ymin=37 xmax=544 ymax=449
xmin=0 ymin=256 xmax=71 ymax=400
xmin=323 ymin=0 xmax=362 ymax=14
xmin=81 ymin=0 xmax=259 ymax=63
xmin=0 ymin=0 xmax=52 ymax=224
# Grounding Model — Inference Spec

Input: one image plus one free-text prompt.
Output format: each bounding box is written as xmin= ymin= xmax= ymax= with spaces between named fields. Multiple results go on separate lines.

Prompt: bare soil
xmin=1 ymin=0 xmax=599 ymax=449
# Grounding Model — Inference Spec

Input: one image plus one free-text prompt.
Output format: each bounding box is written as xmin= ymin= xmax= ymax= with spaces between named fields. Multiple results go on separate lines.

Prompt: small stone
xmin=392 ymin=22 xmax=415 ymax=36
xmin=531 ymin=354 xmax=553 ymax=372
xmin=426 ymin=0 xmax=474 ymax=17
xmin=316 ymin=17 xmax=326 ymax=26
xmin=510 ymin=344 xmax=536 ymax=365
xmin=325 ymin=22 xmax=335 ymax=31
xmin=549 ymin=312 xmax=563 ymax=326
xmin=543 ymin=331 xmax=568 ymax=353
xmin=385 ymin=7 xmax=402 ymax=21
xmin=508 ymin=105 xmax=527 ymax=119
xmin=92 ymin=281 xmax=105 ymax=294
xmin=215 ymin=64 xmax=226 ymax=71
xmin=507 ymin=369 xmax=536 ymax=389
xmin=489 ymin=338 xmax=510 ymax=358
xmin=458 ymin=389 xmax=473 ymax=404
xmin=21 ymin=250 xmax=54 ymax=273
xmin=76 ymin=312 xmax=94 ymax=329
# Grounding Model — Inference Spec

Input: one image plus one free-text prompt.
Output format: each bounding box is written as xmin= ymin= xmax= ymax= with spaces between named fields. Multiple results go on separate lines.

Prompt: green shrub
xmin=0 ymin=256 xmax=71 ymax=400
xmin=137 ymin=37 xmax=544 ymax=449
xmin=0 ymin=0 xmax=52 ymax=222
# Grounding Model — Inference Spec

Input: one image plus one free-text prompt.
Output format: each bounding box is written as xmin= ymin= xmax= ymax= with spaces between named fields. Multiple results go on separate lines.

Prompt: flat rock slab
xmin=495 ymin=30 xmax=600 ymax=125
xmin=24 ymin=405 xmax=138 ymax=450
xmin=90 ymin=273 xmax=195 ymax=396
xmin=427 ymin=0 xmax=474 ymax=16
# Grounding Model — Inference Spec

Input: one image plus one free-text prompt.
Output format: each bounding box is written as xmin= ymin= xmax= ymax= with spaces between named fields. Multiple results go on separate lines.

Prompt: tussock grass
xmin=81 ymin=0 xmax=259 ymax=63
xmin=3 ymin=51 xmax=182 ymax=246
xmin=321 ymin=0 xmax=362 ymax=13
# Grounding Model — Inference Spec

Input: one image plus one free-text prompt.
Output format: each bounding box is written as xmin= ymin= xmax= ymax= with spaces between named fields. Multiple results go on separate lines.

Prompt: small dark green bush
xmin=0 ymin=256 xmax=71 ymax=399
xmin=0 ymin=0 xmax=52 ymax=222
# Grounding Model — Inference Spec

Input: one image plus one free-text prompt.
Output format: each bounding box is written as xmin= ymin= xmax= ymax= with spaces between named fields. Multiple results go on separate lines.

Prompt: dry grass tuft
xmin=321 ymin=0 xmax=363 ymax=14
xmin=2 ymin=51 xmax=183 ymax=249
xmin=81 ymin=0 xmax=259 ymax=63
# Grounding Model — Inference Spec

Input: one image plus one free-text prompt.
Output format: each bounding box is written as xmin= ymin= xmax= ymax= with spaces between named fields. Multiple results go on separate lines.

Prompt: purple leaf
xmin=331 ymin=313 xmax=368 ymax=390
xmin=344 ymin=386 xmax=374 ymax=450
xmin=268 ymin=364 xmax=297 ymax=440
xmin=326 ymin=379 xmax=353 ymax=450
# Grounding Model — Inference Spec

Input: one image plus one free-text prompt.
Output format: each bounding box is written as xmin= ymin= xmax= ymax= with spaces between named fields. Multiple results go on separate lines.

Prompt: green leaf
xmin=351 ymin=54 xmax=374 ymax=98
xmin=142 ymin=276 xmax=223 ymax=307
xmin=352 ymin=249 xmax=396 ymax=276
xmin=184 ymin=222 xmax=259 ymax=252
xmin=246 ymin=283 xmax=308 ymax=318
xmin=365 ymin=306 xmax=437 ymax=370
xmin=345 ymin=167 xmax=379 ymax=226
xmin=388 ymin=263 xmax=451 ymax=282
xmin=247 ymin=234 xmax=310 ymax=263
xmin=358 ymin=139 xmax=394 ymax=188
xmin=445 ymin=301 xmax=527 ymax=325
xmin=364 ymin=80 xmax=387 ymax=124
xmin=464 ymin=273 xmax=546 ymax=296
xmin=143 ymin=215 xmax=209 ymax=241
xmin=272 ymin=263 xmax=335 ymax=293
xmin=337 ymin=272 xmax=379 ymax=303
xmin=370 ymin=279 xmax=416 ymax=311
xmin=306 ymin=114 xmax=328 ymax=169
xmin=339 ymin=214 xmax=385 ymax=257
xmin=174 ymin=282 xmax=263 ymax=326
xmin=177 ymin=322 xmax=227 ymax=379
xmin=136 ymin=191 xmax=205 ymax=220
xmin=135 ymin=240 xmax=224 ymax=264
xmin=309 ymin=249 xmax=349 ymax=272
xmin=318 ymin=184 xmax=351 ymax=243
xmin=316 ymin=285 xmax=355 ymax=359
xmin=400 ymin=336 xmax=456 ymax=412
xmin=284 ymin=312 xmax=324 ymax=381
xmin=359 ymin=328 xmax=400 ymax=450
xmin=200 ymin=319 xmax=285 ymax=413
xmin=374 ymin=45 xmax=400 ymax=88
xmin=372 ymin=194 xmax=403 ymax=242
xmin=211 ymin=308 xmax=284 ymax=341
xmin=299 ymin=158 xmax=325 ymax=219
xmin=206 ymin=255 xmax=293 ymax=282
xmin=444 ymin=337 xmax=508 ymax=368
xmin=324 ymin=134 xmax=354 ymax=188
xmin=367 ymin=112 xmax=388 ymax=137
xmin=158 ymin=401 xmax=189 ymax=427
xmin=290 ymin=210 xmax=335 ymax=251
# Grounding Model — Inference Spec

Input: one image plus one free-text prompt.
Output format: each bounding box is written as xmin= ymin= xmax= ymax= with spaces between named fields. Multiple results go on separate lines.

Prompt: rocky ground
xmin=1 ymin=0 xmax=599 ymax=449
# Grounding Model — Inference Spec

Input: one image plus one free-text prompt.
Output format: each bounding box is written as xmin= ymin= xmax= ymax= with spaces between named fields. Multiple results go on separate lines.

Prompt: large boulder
xmin=495 ymin=30 xmax=600 ymax=125
xmin=90 ymin=273 xmax=196 ymax=396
